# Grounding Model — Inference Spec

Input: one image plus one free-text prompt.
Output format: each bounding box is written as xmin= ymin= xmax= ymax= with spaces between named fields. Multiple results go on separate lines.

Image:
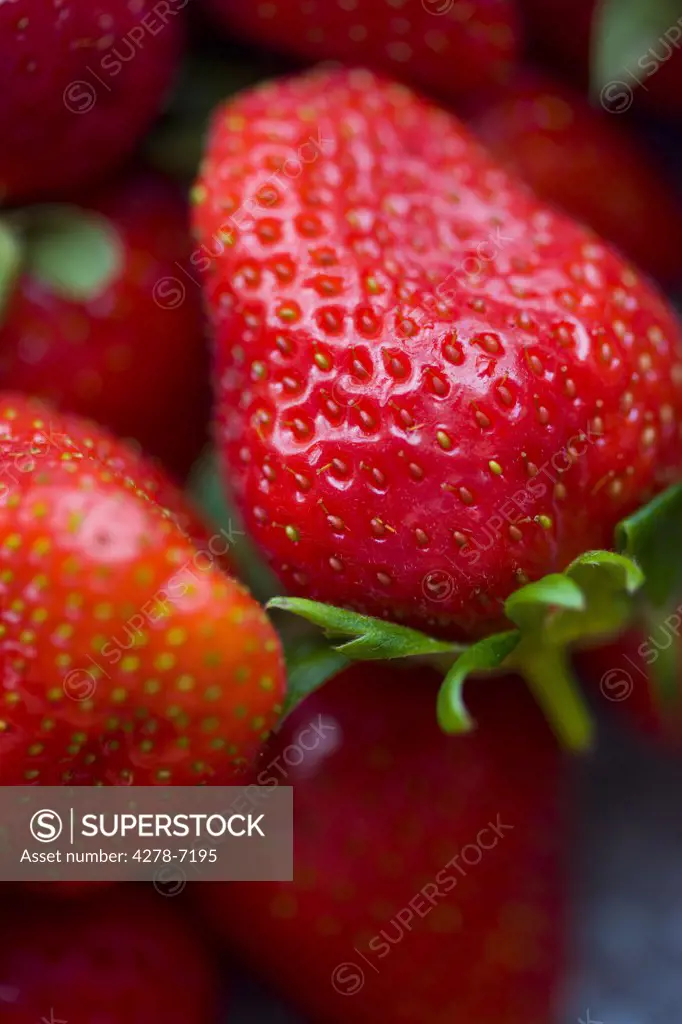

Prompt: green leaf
xmin=614 ymin=485 xmax=682 ymax=715
xmin=615 ymin=483 xmax=682 ymax=608
xmin=14 ymin=205 xmax=124 ymax=301
xmin=591 ymin=0 xmax=682 ymax=97
xmin=279 ymin=635 xmax=351 ymax=722
xmin=437 ymin=631 xmax=520 ymax=734
xmin=0 ymin=219 xmax=22 ymax=322
xmin=640 ymin=607 xmax=682 ymax=707
xmin=267 ymin=597 xmax=463 ymax=661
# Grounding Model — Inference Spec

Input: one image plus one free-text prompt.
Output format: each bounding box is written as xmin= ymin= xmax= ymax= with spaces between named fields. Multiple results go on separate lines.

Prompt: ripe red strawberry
xmin=577 ymin=626 xmax=682 ymax=744
xmin=193 ymin=67 xmax=682 ymax=640
xmin=0 ymin=392 xmax=221 ymax=563
xmin=0 ymin=1 xmax=183 ymax=204
xmin=469 ymin=70 xmax=682 ymax=284
xmin=520 ymin=0 xmax=682 ymax=118
xmin=203 ymin=0 xmax=519 ymax=102
xmin=0 ymin=172 xmax=209 ymax=480
xmin=197 ymin=664 xmax=563 ymax=1024
xmin=0 ymin=884 xmax=218 ymax=1023
xmin=0 ymin=393 xmax=285 ymax=785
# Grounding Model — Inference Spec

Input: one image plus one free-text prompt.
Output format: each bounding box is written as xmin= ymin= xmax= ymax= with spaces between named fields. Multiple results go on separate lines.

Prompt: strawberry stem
xmin=511 ymin=640 xmax=595 ymax=751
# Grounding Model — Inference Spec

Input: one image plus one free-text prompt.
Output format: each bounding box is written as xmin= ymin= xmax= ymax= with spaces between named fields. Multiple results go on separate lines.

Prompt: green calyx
xmin=268 ymin=597 xmax=464 ymax=662
xmin=269 ymin=483 xmax=682 ymax=752
xmin=591 ymin=0 xmax=682 ymax=103
xmin=0 ymin=204 xmax=124 ymax=322
xmin=19 ymin=205 xmax=124 ymax=302
xmin=616 ymin=483 xmax=682 ymax=710
xmin=0 ymin=220 xmax=22 ymax=321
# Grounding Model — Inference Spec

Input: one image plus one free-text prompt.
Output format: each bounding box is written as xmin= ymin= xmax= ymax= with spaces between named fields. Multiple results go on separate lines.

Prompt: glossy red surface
xmin=194 ymin=68 xmax=682 ymax=639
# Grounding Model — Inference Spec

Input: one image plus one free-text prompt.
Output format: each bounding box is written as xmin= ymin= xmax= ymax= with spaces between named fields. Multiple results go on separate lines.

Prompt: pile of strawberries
xmin=1 ymin=1 xmax=682 ymax=1021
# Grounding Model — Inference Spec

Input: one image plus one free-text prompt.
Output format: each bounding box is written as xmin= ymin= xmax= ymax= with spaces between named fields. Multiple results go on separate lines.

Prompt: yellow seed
xmin=167 ymin=628 xmax=187 ymax=646
xmin=155 ymin=653 xmax=176 ymax=671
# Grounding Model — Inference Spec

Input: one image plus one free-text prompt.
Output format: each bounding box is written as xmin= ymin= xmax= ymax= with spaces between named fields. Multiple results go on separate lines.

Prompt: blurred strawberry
xmin=202 ymin=0 xmax=520 ymax=102
xmin=0 ymin=0 xmax=184 ymax=203
xmin=470 ymin=70 xmax=682 ymax=283
xmin=0 ymin=885 xmax=218 ymax=1023
xmin=197 ymin=664 xmax=563 ymax=1024
xmin=0 ymin=172 xmax=209 ymax=480
xmin=0 ymin=394 xmax=285 ymax=786
xmin=576 ymin=631 xmax=679 ymax=741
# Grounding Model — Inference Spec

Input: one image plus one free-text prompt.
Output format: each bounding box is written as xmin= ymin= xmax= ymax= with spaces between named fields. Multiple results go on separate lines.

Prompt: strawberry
xmin=0 ymin=0 xmax=184 ymax=204
xmin=0 ymin=393 xmax=285 ymax=785
xmin=197 ymin=663 xmax=563 ymax=1024
xmin=193 ymin=67 xmax=682 ymax=646
xmin=0 ymin=884 xmax=218 ymax=1023
xmin=0 ymin=172 xmax=209 ymax=480
xmin=469 ymin=70 xmax=682 ymax=285
xmin=576 ymin=630 xmax=681 ymax=742
xmin=202 ymin=0 xmax=519 ymax=102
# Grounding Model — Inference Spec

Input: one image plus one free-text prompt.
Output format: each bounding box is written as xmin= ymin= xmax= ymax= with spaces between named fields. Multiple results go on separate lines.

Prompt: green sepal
xmin=278 ymin=635 xmax=351 ymax=724
xmin=615 ymin=484 xmax=682 ymax=608
xmin=505 ymin=574 xmax=585 ymax=633
xmin=8 ymin=205 xmax=124 ymax=302
xmin=437 ymin=552 xmax=643 ymax=750
xmin=615 ymin=484 xmax=682 ymax=711
xmin=591 ymin=0 xmax=681 ymax=97
xmin=267 ymin=597 xmax=463 ymax=661
xmin=437 ymin=631 xmax=520 ymax=734
xmin=539 ymin=551 xmax=645 ymax=647
xmin=0 ymin=219 xmax=22 ymax=322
